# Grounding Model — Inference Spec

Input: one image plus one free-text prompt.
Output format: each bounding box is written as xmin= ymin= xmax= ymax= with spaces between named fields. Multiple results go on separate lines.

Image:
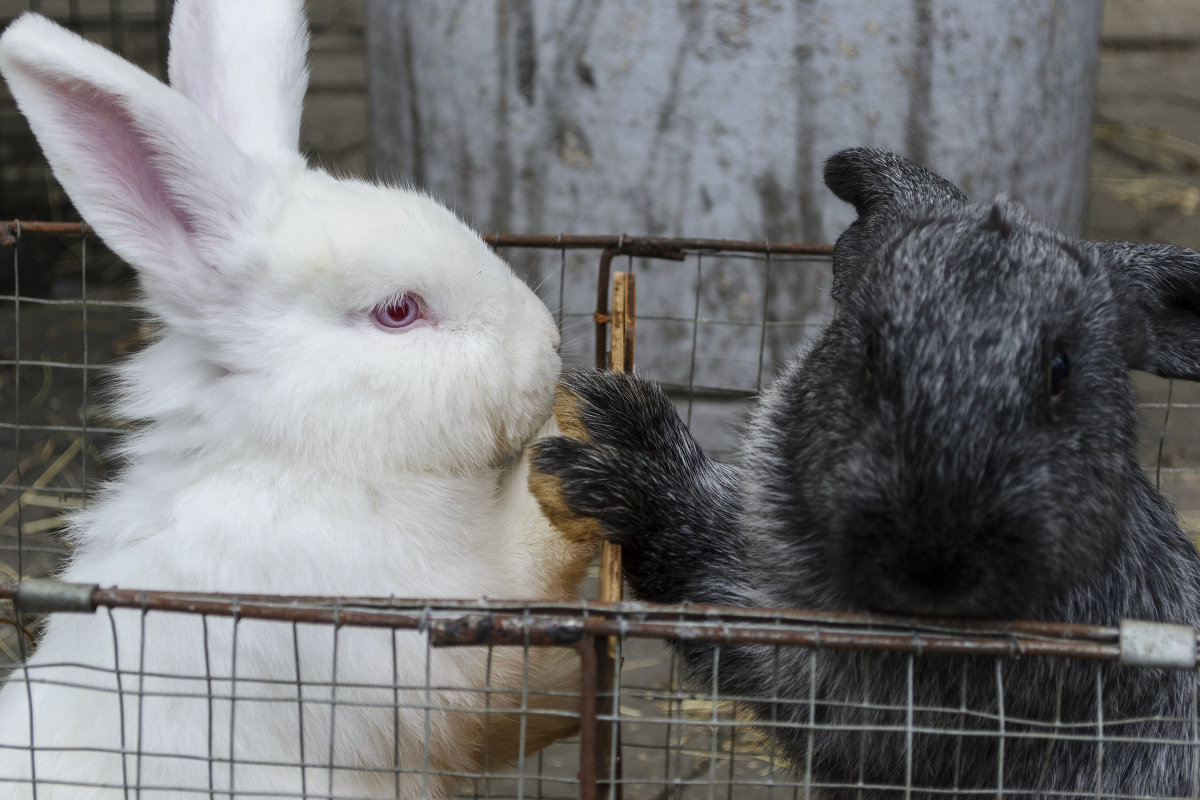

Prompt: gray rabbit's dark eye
xmin=864 ymin=331 xmax=880 ymax=377
xmin=1049 ymin=350 xmax=1070 ymax=401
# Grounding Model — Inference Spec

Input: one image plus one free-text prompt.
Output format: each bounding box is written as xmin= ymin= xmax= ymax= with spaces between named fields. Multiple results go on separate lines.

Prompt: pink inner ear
xmin=48 ymin=74 xmax=202 ymax=244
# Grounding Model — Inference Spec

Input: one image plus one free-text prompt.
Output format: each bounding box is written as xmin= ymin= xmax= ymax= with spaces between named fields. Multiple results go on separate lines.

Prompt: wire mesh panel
xmin=6 ymin=227 xmax=1200 ymax=581
xmin=494 ymin=237 xmax=835 ymax=459
xmin=1 ymin=225 xmax=137 ymax=596
xmin=1 ymin=586 xmax=1195 ymax=798
xmin=3 ymin=227 xmax=1200 ymax=799
xmin=0 ymin=2 xmax=172 ymax=248
xmin=0 ymin=591 xmax=589 ymax=798
xmin=604 ymin=619 xmax=1200 ymax=799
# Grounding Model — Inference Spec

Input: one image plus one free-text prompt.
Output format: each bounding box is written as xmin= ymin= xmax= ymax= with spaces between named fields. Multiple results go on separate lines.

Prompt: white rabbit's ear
xmin=0 ymin=14 xmax=272 ymax=304
xmin=168 ymin=0 xmax=309 ymax=164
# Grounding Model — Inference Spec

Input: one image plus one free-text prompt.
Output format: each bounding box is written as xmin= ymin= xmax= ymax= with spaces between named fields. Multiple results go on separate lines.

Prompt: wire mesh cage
xmin=3 ymin=225 xmax=1200 ymax=799
xmin=0 ymin=2 xmax=171 ymax=233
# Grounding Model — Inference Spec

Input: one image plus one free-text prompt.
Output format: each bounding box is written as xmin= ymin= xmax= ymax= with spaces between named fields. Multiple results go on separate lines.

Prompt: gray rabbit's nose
xmin=862 ymin=556 xmax=991 ymax=617
xmin=846 ymin=541 xmax=977 ymax=615
xmin=832 ymin=510 xmax=1048 ymax=619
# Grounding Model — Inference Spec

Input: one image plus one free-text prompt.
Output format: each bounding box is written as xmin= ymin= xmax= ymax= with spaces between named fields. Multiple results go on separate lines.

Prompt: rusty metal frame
xmin=0 ymin=220 xmax=89 ymax=246
xmin=7 ymin=222 xmax=1197 ymax=799
xmin=0 ymin=222 xmax=834 ymax=257
xmin=0 ymin=581 xmax=1164 ymax=661
xmin=5 ymin=581 xmax=1196 ymax=800
xmin=0 ymin=221 xmax=835 ymax=372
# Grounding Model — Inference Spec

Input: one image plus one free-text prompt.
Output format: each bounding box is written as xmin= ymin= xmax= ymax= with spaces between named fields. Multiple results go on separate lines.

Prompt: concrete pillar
xmin=367 ymin=1 xmax=1101 ymax=242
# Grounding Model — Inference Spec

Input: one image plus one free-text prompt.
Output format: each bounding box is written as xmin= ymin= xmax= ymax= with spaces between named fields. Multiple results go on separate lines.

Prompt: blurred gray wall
xmin=366 ymin=1 xmax=1103 ymax=243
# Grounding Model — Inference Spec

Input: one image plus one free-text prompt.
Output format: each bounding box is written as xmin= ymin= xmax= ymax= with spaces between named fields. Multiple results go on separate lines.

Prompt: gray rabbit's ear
xmin=1087 ymin=241 xmax=1200 ymax=380
xmin=824 ymin=147 xmax=968 ymax=219
xmin=823 ymin=148 xmax=969 ymax=301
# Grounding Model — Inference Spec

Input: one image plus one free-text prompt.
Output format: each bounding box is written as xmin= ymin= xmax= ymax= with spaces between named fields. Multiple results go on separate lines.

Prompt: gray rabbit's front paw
xmin=529 ymin=370 xmax=683 ymax=546
xmin=530 ymin=370 xmax=745 ymax=604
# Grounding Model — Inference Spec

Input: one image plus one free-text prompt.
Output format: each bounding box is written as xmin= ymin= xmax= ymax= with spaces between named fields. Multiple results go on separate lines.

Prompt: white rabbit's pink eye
xmin=371 ymin=295 xmax=423 ymax=330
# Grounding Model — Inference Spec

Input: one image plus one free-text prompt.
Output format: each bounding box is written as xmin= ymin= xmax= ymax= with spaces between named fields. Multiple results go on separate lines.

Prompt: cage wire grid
xmin=2 ymin=224 xmax=1200 ymax=798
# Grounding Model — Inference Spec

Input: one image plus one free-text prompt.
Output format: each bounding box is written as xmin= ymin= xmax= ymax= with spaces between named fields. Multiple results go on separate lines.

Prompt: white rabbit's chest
xmin=64 ymin=466 xmax=534 ymax=600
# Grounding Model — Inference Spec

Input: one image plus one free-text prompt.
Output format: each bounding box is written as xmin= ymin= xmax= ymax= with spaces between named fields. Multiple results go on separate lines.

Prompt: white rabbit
xmin=0 ymin=3 xmax=595 ymax=798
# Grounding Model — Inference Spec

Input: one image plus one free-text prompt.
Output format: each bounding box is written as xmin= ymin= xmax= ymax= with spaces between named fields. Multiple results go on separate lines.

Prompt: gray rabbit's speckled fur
xmin=532 ymin=148 xmax=1200 ymax=797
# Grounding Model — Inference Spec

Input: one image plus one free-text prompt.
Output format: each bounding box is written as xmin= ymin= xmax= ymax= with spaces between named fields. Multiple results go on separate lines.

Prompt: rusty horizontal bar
xmin=427 ymin=611 xmax=1123 ymax=661
xmin=0 ymin=582 xmax=1124 ymax=642
xmin=0 ymin=219 xmax=89 ymax=245
xmin=0 ymin=221 xmax=834 ymax=258
xmin=0 ymin=582 xmax=1176 ymax=664
xmin=488 ymin=233 xmax=835 ymax=257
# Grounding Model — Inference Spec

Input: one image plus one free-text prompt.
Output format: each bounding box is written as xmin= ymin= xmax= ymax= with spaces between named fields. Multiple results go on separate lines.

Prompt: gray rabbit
xmin=530 ymin=148 xmax=1200 ymax=797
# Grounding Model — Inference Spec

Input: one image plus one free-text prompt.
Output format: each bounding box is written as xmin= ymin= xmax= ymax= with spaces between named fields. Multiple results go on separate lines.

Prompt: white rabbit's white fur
xmin=0 ymin=3 xmax=593 ymax=798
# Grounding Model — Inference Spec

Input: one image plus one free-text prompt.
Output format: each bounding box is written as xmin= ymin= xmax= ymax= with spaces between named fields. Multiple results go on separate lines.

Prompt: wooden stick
xmin=595 ymin=271 xmax=634 ymax=800
xmin=601 ymin=271 xmax=635 ymax=602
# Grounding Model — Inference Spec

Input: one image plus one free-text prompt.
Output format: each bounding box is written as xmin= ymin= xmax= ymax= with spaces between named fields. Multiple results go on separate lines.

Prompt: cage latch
xmin=1118 ymin=619 xmax=1198 ymax=669
xmin=13 ymin=580 xmax=99 ymax=614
